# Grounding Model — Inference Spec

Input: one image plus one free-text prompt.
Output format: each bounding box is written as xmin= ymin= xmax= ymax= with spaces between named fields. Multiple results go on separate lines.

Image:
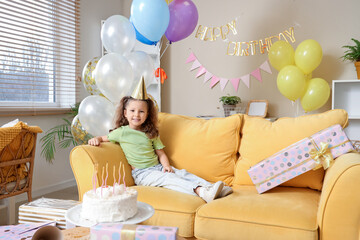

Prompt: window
xmin=0 ymin=0 xmax=80 ymax=114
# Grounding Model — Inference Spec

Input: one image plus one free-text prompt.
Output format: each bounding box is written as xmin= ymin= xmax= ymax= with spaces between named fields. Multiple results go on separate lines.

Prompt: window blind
xmin=0 ymin=0 xmax=80 ymax=115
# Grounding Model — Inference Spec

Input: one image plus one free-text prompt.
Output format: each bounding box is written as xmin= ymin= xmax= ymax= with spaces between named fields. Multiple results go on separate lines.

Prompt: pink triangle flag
xmin=190 ymin=59 xmax=201 ymax=71
xmin=210 ymin=76 xmax=220 ymax=88
xmin=203 ymin=71 xmax=213 ymax=83
xmin=196 ymin=66 xmax=207 ymax=78
xmin=259 ymin=60 xmax=272 ymax=74
xmin=186 ymin=52 xmax=196 ymax=63
xmin=251 ymin=68 xmax=262 ymax=82
xmin=230 ymin=78 xmax=240 ymax=91
xmin=240 ymin=75 xmax=250 ymax=88
xmin=220 ymin=78 xmax=229 ymax=91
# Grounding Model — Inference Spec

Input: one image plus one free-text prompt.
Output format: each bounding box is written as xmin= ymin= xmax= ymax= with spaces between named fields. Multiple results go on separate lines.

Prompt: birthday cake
xmin=81 ymin=183 xmax=138 ymax=223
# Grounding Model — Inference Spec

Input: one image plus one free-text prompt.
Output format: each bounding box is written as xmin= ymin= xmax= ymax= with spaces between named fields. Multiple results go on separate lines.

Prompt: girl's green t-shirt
xmin=107 ymin=126 xmax=165 ymax=169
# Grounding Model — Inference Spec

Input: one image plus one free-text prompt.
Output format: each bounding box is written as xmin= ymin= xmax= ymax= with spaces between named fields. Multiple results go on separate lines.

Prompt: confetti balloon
xmin=82 ymin=57 xmax=104 ymax=96
xmin=71 ymin=115 xmax=93 ymax=145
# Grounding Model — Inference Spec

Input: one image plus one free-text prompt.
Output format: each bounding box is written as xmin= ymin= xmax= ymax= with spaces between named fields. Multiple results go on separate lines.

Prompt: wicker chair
xmin=0 ymin=129 xmax=38 ymax=201
xmin=0 ymin=124 xmax=42 ymax=224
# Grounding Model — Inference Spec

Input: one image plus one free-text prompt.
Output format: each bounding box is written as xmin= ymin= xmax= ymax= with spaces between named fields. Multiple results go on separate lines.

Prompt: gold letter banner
xmin=195 ymin=19 xmax=237 ymax=41
xmin=193 ymin=16 xmax=296 ymax=57
xmin=185 ymin=51 xmax=273 ymax=91
xmin=226 ymin=27 xmax=296 ymax=56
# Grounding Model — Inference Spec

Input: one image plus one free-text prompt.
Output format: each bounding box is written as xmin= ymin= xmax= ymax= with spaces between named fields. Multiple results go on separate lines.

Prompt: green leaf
xmin=341 ymin=38 xmax=360 ymax=62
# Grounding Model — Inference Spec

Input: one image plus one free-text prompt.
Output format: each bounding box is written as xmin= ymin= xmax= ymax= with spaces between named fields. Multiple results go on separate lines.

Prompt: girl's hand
xmin=162 ymin=165 xmax=174 ymax=173
xmin=88 ymin=137 xmax=101 ymax=146
xmin=88 ymin=136 xmax=109 ymax=146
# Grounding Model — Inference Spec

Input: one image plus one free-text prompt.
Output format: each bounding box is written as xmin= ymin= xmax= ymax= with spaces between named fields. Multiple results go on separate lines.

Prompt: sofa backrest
xmin=158 ymin=112 xmax=242 ymax=185
xmin=234 ymin=109 xmax=349 ymax=190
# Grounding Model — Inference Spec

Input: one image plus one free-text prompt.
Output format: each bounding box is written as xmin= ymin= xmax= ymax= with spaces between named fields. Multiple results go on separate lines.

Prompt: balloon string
xmin=158 ymin=36 xmax=164 ymax=50
xmin=160 ymin=40 xmax=170 ymax=59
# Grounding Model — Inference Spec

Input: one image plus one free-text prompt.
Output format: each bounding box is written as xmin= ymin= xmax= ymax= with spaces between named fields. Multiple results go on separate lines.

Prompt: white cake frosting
xmin=81 ymin=183 xmax=138 ymax=222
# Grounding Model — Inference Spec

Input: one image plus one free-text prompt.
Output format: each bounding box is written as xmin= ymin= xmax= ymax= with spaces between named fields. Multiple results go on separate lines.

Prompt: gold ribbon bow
xmin=310 ymin=142 xmax=333 ymax=170
xmin=120 ymin=224 xmax=138 ymax=240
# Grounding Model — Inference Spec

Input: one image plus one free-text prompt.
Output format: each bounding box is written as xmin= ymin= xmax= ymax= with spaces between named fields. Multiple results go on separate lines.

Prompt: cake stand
xmin=65 ymin=201 xmax=154 ymax=228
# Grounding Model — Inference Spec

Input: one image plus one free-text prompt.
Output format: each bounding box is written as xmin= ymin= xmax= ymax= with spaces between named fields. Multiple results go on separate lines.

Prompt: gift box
xmin=248 ymin=124 xmax=354 ymax=194
xmin=18 ymin=197 xmax=80 ymax=229
xmin=91 ymin=223 xmax=178 ymax=240
xmin=0 ymin=221 xmax=55 ymax=240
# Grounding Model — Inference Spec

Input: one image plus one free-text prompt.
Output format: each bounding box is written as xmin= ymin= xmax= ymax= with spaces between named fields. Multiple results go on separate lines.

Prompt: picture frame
xmin=246 ymin=100 xmax=268 ymax=117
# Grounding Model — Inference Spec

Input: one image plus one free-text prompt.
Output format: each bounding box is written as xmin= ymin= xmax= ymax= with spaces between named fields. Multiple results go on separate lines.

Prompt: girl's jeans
xmin=131 ymin=164 xmax=212 ymax=196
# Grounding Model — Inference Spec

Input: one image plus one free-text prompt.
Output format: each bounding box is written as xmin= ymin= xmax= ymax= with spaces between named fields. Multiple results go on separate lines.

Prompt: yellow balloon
xmin=295 ymin=39 xmax=322 ymax=74
xmin=268 ymin=41 xmax=295 ymax=71
xmin=277 ymin=65 xmax=306 ymax=101
xmin=301 ymin=78 xmax=330 ymax=112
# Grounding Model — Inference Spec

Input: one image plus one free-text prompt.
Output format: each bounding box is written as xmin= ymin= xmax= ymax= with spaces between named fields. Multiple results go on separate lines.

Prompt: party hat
xmin=131 ymin=76 xmax=149 ymax=100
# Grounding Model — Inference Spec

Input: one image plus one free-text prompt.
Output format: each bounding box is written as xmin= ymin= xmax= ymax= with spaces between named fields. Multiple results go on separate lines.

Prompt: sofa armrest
xmin=317 ymin=152 xmax=360 ymax=240
xmin=70 ymin=142 xmax=135 ymax=201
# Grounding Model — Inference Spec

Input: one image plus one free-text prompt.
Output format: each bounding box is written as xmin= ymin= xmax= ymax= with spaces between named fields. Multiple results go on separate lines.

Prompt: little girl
xmin=88 ymin=79 xmax=232 ymax=202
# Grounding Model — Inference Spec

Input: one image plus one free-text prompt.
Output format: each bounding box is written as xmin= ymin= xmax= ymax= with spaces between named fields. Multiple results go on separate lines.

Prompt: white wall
xmin=160 ymin=0 xmax=360 ymax=118
xmin=0 ymin=0 xmax=125 ymax=201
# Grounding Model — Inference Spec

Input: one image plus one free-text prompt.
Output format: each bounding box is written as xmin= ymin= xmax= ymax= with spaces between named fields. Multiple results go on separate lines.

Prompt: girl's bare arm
xmin=88 ymin=136 xmax=109 ymax=146
xmin=155 ymin=149 xmax=174 ymax=173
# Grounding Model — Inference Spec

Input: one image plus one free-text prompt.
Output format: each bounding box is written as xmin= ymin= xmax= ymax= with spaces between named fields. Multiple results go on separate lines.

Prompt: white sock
xmin=198 ymin=187 xmax=205 ymax=198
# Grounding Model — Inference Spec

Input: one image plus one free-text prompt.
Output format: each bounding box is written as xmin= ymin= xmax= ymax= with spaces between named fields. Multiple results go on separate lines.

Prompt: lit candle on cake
xmin=101 ymin=166 xmax=105 ymax=197
xmin=92 ymin=164 xmax=98 ymax=193
xmin=118 ymin=162 xmax=122 ymax=185
xmin=122 ymin=163 xmax=126 ymax=190
xmin=113 ymin=165 xmax=116 ymax=194
xmin=105 ymin=162 xmax=108 ymax=187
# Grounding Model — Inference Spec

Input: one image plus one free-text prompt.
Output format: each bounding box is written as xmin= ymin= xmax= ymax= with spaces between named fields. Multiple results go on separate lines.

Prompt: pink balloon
xmin=165 ymin=0 xmax=198 ymax=43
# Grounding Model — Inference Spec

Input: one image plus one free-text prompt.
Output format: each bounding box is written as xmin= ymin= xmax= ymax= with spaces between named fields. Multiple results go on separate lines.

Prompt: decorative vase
xmin=223 ymin=104 xmax=236 ymax=117
xmin=355 ymin=61 xmax=360 ymax=80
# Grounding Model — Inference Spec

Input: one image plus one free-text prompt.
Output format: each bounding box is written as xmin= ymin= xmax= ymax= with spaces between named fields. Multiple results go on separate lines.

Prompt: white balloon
xmin=125 ymin=51 xmax=155 ymax=94
xmin=95 ymin=53 xmax=134 ymax=104
xmin=101 ymin=15 xmax=136 ymax=55
xmin=78 ymin=95 xmax=115 ymax=137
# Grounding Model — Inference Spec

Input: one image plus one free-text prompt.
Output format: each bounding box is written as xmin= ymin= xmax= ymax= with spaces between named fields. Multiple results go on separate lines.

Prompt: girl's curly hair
xmin=112 ymin=96 xmax=159 ymax=139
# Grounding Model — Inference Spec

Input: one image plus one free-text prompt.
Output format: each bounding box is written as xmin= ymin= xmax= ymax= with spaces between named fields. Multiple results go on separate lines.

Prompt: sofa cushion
xmin=194 ymin=185 xmax=320 ymax=240
xmin=234 ymin=109 xmax=348 ymax=190
xmin=133 ymin=185 xmax=205 ymax=237
xmin=158 ymin=113 xmax=242 ymax=185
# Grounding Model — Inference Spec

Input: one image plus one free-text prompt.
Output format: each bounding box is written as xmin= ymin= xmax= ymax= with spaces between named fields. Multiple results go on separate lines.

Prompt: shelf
xmin=332 ymin=80 xmax=360 ymax=141
xmin=332 ymin=80 xmax=360 ymax=116
xmin=349 ymin=115 xmax=360 ymax=120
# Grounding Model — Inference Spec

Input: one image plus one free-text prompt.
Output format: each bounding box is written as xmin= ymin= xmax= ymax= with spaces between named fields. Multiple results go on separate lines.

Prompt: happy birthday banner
xmin=195 ymin=19 xmax=237 ymax=41
xmin=194 ymin=18 xmax=296 ymax=56
xmin=186 ymin=51 xmax=272 ymax=91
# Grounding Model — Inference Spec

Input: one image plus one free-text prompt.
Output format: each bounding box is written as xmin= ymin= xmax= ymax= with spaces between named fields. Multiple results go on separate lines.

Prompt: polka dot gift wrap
xmin=90 ymin=223 xmax=178 ymax=240
xmin=247 ymin=124 xmax=355 ymax=194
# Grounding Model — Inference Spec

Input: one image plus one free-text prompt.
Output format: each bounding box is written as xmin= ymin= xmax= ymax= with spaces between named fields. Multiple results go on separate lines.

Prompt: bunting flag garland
xmin=196 ymin=66 xmax=207 ymax=78
xmin=220 ymin=78 xmax=229 ymax=91
xmin=190 ymin=59 xmax=202 ymax=71
xmin=186 ymin=52 xmax=197 ymax=63
xmin=186 ymin=51 xmax=272 ymax=91
xmin=203 ymin=71 xmax=213 ymax=83
xmin=210 ymin=76 xmax=220 ymax=88
xmin=240 ymin=75 xmax=250 ymax=89
xmin=230 ymin=78 xmax=240 ymax=91
xmin=251 ymin=68 xmax=262 ymax=82
xmin=259 ymin=60 xmax=272 ymax=74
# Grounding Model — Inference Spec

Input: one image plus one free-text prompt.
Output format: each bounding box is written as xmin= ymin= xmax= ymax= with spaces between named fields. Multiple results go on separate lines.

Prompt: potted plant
xmin=40 ymin=102 xmax=85 ymax=163
xmin=341 ymin=38 xmax=360 ymax=79
xmin=219 ymin=95 xmax=241 ymax=117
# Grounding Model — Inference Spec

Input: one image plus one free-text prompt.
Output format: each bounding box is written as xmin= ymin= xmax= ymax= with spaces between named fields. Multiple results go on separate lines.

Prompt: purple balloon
xmin=165 ymin=0 xmax=198 ymax=43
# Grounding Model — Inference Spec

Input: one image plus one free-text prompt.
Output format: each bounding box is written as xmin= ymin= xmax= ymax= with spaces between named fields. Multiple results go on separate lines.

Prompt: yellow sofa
xmin=70 ymin=109 xmax=360 ymax=240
